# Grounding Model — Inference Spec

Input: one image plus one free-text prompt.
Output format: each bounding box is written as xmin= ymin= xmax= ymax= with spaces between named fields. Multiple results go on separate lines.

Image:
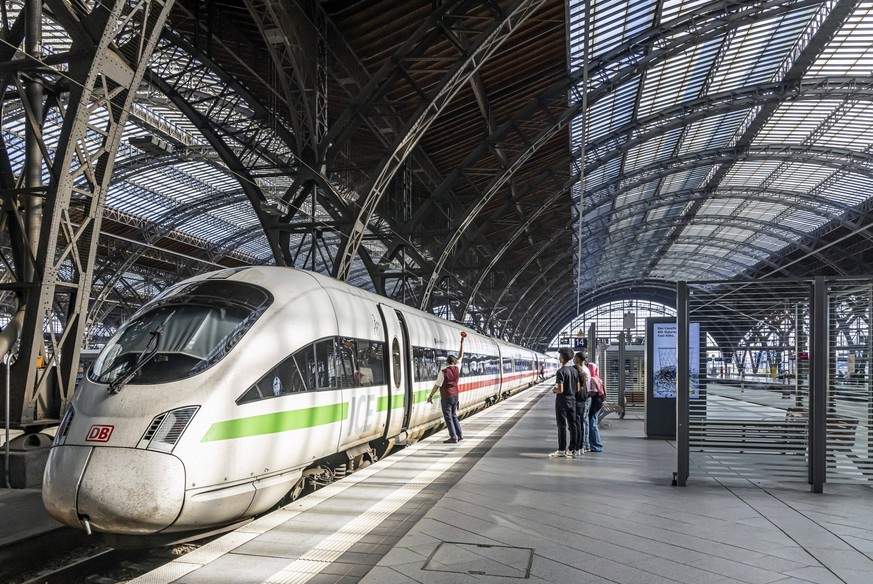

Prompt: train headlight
xmin=142 ymin=406 xmax=199 ymax=453
xmin=52 ymin=406 xmax=75 ymax=446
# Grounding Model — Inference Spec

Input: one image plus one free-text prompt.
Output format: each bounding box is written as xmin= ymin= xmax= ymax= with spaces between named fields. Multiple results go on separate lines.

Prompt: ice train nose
xmin=43 ymin=446 xmax=185 ymax=534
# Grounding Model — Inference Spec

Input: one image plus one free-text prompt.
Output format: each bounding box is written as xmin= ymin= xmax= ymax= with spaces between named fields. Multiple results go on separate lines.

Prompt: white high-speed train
xmin=42 ymin=267 xmax=551 ymax=535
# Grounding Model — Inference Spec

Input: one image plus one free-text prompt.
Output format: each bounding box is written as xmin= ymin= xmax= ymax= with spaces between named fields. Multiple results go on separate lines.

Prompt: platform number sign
xmin=86 ymin=424 xmax=115 ymax=442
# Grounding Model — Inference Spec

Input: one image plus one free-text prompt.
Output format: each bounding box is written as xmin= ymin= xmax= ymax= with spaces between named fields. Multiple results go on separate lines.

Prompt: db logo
xmin=86 ymin=424 xmax=114 ymax=442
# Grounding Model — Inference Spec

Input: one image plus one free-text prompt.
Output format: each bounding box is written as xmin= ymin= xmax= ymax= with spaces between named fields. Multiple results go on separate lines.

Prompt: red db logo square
xmin=86 ymin=424 xmax=114 ymax=442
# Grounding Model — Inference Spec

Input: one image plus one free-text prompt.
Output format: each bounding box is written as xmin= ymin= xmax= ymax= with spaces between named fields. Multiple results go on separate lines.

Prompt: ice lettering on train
xmin=348 ymin=394 xmax=376 ymax=434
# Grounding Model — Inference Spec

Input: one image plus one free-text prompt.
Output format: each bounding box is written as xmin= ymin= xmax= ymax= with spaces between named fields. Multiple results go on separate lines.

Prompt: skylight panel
xmin=709 ymin=7 xmax=817 ymax=94
xmin=106 ymin=182 xmax=176 ymax=222
xmin=765 ymin=163 xmax=835 ymax=193
xmin=698 ymin=198 xmax=743 ymax=216
xmin=637 ymin=38 xmax=720 ymax=118
xmin=808 ymin=3 xmax=873 ymax=76
xmin=661 ymin=0 xmax=713 ymax=24
xmin=583 ymin=78 xmax=638 ymax=144
xmin=780 ymin=209 xmax=828 ymax=232
xmin=683 ymin=224 xmax=716 ymax=238
xmin=824 ymin=175 xmax=873 ymax=206
xmin=569 ymin=0 xmax=656 ymax=72
xmin=722 ymin=160 xmax=782 ymax=188
xmin=614 ymin=185 xmax=647 ymax=211
xmin=646 ymin=206 xmax=671 ymax=223
xmin=624 ymin=127 xmax=683 ymax=174
xmin=739 ymin=202 xmax=785 ymax=223
xmin=236 ymin=235 xmax=273 ymax=262
xmin=685 ymin=111 xmax=753 ymax=157
xmin=807 ymin=102 xmax=873 ymax=150
xmin=756 ymin=101 xmax=837 ymax=144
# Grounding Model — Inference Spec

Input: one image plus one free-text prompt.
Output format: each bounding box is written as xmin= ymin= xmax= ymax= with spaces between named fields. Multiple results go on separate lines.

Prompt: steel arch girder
xmin=580 ymin=187 xmax=865 ymax=270
xmin=584 ymin=213 xmax=830 ymax=276
xmin=241 ymin=0 xmax=318 ymax=153
xmin=483 ymin=215 xmax=578 ymax=330
xmin=333 ymin=0 xmax=549 ymax=282
xmin=515 ymin=278 xmax=576 ymax=346
xmin=429 ymin=76 xmax=873 ymax=269
xmin=582 ymin=77 xmax=873 ymax=171
xmin=410 ymin=0 xmax=817 ymax=309
xmin=424 ymin=75 xmax=873 ymax=301
xmin=502 ymin=253 xmax=570 ymax=339
xmin=463 ymin=153 xmax=867 ymax=321
xmin=535 ymin=283 xmax=679 ymax=349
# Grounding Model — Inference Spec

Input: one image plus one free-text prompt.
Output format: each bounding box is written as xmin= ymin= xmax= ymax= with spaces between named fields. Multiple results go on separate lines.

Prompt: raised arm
xmin=458 ymin=332 xmax=466 ymax=362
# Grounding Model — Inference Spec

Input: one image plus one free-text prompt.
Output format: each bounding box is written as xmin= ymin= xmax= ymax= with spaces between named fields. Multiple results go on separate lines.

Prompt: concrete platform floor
xmin=137 ymin=386 xmax=873 ymax=584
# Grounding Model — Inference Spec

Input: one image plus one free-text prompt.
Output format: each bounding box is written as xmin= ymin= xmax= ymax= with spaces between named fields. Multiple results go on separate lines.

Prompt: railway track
xmin=1 ymin=525 xmax=215 ymax=584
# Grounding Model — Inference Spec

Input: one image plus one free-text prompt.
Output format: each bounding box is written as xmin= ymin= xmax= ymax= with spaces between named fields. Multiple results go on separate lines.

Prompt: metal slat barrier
xmin=826 ymin=281 xmax=873 ymax=484
xmin=681 ymin=278 xmax=873 ymax=488
xmin=687 ymin=281 xmax=811 ymax=483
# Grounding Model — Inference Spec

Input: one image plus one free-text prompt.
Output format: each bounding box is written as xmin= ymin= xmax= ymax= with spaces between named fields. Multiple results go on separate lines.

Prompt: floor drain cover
xmin=422 ymin=542 xmax=533 ymax=579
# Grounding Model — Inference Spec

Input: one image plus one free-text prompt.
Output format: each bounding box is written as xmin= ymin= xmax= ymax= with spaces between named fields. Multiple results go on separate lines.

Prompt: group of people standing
xmin=550 ymin=346 xmax=604 ymax=458
xmin=426 ymin=334 xmax=606 ymax=455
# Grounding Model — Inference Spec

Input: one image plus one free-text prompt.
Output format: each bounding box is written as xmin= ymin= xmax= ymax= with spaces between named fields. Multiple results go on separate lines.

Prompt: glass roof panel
xmin=708 ymin=7 xmax=817 ymax=94
xmin=807 ymin=2 xmax=873 ymax=76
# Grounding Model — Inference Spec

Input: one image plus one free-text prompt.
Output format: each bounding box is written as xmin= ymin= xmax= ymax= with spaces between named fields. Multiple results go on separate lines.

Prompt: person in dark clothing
xmin=550 ymin=347 xmax=580 ymax=458
xmin=573 ymin=351 xmax=591 ymax=454
xmin=427 ymin=333 xmax=466 ymax=443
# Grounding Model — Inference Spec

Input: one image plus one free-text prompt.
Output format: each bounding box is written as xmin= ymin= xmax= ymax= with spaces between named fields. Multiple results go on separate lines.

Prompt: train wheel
xmin=283 ymin=478 xmax=306 ymax=504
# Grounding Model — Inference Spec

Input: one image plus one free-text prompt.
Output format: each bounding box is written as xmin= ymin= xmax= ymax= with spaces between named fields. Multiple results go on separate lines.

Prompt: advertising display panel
xmin=645 ymin=318 xmax=703 ymax=438
xmin=652 ymin=322 xmax=700 ymax=398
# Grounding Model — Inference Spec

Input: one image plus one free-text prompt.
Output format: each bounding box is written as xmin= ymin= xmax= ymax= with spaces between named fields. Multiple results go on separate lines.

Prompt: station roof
xmin=3 ymin=0 xmax=873 ymax=350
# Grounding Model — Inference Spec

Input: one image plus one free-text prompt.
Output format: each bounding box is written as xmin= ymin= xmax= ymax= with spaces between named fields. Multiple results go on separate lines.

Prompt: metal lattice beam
xmin=10 ymin=0 xmax=175 ymax=425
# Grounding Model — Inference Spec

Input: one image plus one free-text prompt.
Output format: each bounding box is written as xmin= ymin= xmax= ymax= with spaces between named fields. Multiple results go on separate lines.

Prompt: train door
xmin=377 ymin=304 xmax=412 ymax=438
xmin=394 ymin=310 xmax=414 ymax=429
xmin=496 ymin=344 xmax=506 ymax=400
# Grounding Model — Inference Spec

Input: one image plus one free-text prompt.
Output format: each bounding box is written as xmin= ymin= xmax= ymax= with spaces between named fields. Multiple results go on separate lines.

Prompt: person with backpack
xmin=549 ymin=347 xmax=580 ymax=458
xmin=573 ymin=352 xmax=592 ymax=454
xmin=586 ymin=357 xmax=604 ymax=452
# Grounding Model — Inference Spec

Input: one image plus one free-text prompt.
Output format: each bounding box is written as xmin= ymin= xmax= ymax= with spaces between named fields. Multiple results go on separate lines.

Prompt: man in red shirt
xmin=426 ymin=333 xmax=466 ymax=443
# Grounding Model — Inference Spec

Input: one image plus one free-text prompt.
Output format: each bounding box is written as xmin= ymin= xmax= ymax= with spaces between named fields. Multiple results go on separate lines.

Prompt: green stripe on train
xmin=376 ymin=390 xmax=432 ymax=411
xmin=376 ymin=395 xmax=392 ymax=412
xmin=202 ymin=402 xmax=350 ymax=442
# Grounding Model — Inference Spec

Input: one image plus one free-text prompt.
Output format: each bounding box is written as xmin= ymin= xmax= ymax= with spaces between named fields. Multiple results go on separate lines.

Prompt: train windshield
xmin=90 ymin=280 xmax=272 ymax=385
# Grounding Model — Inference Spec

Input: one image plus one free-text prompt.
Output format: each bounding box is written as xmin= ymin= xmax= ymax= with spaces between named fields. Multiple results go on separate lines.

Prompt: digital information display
xmin=651 ymin=322 xmax=700 ymax=399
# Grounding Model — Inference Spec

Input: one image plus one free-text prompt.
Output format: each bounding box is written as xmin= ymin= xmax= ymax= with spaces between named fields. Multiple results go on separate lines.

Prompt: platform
xmin=131 ymin=385 xmax=873 ymax=584
xmin=0 ymin=488 xmax=62 ymax=547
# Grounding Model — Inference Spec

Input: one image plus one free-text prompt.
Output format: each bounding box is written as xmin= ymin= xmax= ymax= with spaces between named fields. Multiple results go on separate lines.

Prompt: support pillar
xmin=676 ymin=281 xmax=689 ymax=486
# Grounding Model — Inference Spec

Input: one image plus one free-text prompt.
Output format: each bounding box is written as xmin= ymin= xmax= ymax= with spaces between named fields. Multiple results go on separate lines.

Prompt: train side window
xmin=237 ymin=352 xmax=308 ymax=404
xmin=337 ymin=338 xmax=357 ymax=389
xmin=358 ymin=340 xmax=384 ymax=386
xmin=502 ymin=358 xmax=513 ymax=373
xmin=314 ymin=339 xmax=337 ymax=389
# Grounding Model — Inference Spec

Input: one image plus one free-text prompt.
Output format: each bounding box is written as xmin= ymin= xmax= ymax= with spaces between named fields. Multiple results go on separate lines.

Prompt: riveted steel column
xmin=676 ymin=281 xmax=689 ymax=486
xmin=810 ymin=276 xmax=827 ymax=492
xmin=24 ymin=0 xmax=44 ymax=287
xmin=13 ymin=0 xmax=175 ymax=425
